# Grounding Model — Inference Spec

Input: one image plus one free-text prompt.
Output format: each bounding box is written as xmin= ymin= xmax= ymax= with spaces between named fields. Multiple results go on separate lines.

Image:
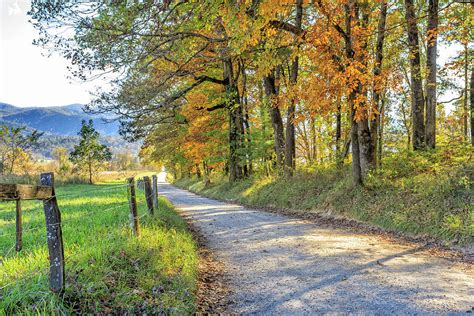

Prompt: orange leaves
xmin=179 ymin=85 xmax=228 ymax=168
xmin=258 ymin=0 xmax=294 ymax=20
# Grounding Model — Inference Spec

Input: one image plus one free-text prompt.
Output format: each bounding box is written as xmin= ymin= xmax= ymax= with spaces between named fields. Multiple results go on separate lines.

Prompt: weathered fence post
xmin=15 ymin=199 xmax=22 ymax=252
xmin=127 ymin=177 xmax=140 ymax=236
xmin=40 ymin=172 xmax=65 ymax=293
xmin=144 ymin=176 xmax=154 ymax=215
xmin=152 ymin=174 xmax=158 ymax=211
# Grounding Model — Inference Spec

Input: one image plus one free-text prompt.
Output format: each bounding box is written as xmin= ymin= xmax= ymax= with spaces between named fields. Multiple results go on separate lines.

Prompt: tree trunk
xmin=285 ymin=84 xmax=296 ymax=175
xmin=263 ymin=73 xmax=285 ymax=168
xmin=425 ymin=0 xmax=438 ymax=148
xmin=355 ymin=2 xmax=373 ymax=177
xmin=335 ymin=99 xmax=342 ymax=164
xmin=203 ymin=161 xmax=211 ymax=187
xmin=310 ymin=118 xmax=317 ymax=163
xmin=471 ymin=66 xmax=474 ymax=146
xmin=195 ymin=164 xmax=202 ymax=179
xmin=9 ymin=152 xmax=15 ymax=175
xmin=378 ymin=95 xmax=385 ymax=167
xmin=351 ymin=95 xmax=362 ymax=185
xmin=88 ymin=159 xmax=92 ymax=184
xmin=464 ymin=42 xmax=469 ymax=140
xmin=346 ymin=1 xmax=362 ymax=185
xmin=224 ymin=58 xmax=244 ymax=182
xmin=284 ymin=0 xmax=303 ymax=177
xmin=405 ymin=0 xmax=425 ymax=150
xmin=358 ymin=119 xmax=372 ymax=176
xmin=241 ymin=64 xmax=253 ymax=176
xmin=229 ymin=110 xmax=241 ymax=182
xmin=371 ymin=0 xmax=387 ymax=164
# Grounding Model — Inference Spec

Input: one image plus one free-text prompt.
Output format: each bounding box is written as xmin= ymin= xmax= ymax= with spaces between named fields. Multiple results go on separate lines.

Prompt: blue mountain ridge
xmin=0 ymin=102 xmax=119 ymax=136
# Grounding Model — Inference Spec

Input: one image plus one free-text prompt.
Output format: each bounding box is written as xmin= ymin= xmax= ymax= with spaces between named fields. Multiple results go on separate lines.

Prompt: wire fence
xmin=0 ymin=184 xmax=133 ymax=238
xmin=0 ymin=174 xmax=158 ymax=293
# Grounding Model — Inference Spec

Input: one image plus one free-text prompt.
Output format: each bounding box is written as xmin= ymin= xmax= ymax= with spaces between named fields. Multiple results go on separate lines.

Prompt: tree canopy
xmin=70 ymin=120 xmax=112 ymax=184
xmin=30 ymin=0 xmax=474 ymax=184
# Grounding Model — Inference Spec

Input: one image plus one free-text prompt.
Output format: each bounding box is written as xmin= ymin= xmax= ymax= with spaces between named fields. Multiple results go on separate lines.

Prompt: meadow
xmin=0 ymin=177 xmax=198 ymax=314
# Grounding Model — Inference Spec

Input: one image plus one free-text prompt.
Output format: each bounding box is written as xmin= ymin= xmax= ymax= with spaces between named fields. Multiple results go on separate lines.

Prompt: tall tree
xmin=70 ymin=120 xmax=112 ymax=184
xmin=464 ymin=41 xmax=469 ymax=140
xmin=471 ymin=66 xmax=474 ymax=146
xmin=264 ymin=72 xmax=285 ymax=168
xmin=425 ymin=0 xmax=438 ymax=148
xmin=346 ymin=0 xmax=363 ymax=185
xmin=371 ymin=0 xmax=388 ymax=165
xmin=285 ymin=0 xmax=303 ymax=177
xmin=356 ymin=1 xmax=374 ymax=176
xmin=405 ymin=0 xmax=425 ymax=150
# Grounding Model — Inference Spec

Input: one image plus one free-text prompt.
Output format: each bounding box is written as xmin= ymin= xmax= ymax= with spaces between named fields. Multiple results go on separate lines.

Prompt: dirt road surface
xmin=159 ymin=182 xmax=473 ymax=315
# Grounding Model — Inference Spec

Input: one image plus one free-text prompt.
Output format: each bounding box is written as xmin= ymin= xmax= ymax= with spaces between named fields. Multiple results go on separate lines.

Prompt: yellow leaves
xmin=259 ymin=0 xmax=294 ymax=19
xmin=266 ymin=26 xmax=278 ymax=38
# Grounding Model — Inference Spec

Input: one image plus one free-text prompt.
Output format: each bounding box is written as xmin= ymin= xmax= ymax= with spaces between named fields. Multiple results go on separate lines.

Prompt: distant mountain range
xmin=0 ymin=102 xmax=140 ymax=159
xmin=0 ymin=102 xmax=119 ymax=136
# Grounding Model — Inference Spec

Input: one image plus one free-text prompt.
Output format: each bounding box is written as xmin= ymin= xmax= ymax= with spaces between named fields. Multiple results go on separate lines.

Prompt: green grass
xmin=0 ymin=180 xmax=198 ymax=314
xmin=175 ymin=146 xmax=473 ymax=246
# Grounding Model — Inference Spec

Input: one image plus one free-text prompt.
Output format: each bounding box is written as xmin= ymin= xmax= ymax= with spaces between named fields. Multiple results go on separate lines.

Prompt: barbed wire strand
xmin=0 ymin=195 xmax=149 ymax=239
xmin=0 ymin=204 xmax=153 ymax=292
xmin=0 ymin=200 xmax=132 ymax=239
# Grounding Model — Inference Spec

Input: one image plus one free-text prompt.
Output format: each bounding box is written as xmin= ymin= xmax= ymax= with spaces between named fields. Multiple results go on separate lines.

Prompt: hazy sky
xmin=0 ymin=0 xmax=104 ymax=107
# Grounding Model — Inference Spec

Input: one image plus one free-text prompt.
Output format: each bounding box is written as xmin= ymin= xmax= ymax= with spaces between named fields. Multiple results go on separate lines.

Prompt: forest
xmin=28 ymin=0 xmax=473 ymax=242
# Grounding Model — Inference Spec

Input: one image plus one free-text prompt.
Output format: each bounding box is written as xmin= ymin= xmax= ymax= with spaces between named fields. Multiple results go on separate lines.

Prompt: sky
xmin=0 ymin=0 xmax=106 ymax=107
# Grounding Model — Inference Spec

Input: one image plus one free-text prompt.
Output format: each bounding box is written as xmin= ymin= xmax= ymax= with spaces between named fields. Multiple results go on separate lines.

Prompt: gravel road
xmin=159 ymin=182 xmax=473 ymax=315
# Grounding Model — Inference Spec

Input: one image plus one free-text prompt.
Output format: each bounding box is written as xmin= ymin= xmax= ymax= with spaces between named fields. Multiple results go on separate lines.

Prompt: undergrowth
xmin=175 ymin=145 xmax=473 ymax=245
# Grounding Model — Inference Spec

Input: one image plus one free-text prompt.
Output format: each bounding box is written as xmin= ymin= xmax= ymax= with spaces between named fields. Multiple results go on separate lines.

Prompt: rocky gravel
xmin=159 ymin=182 xmax=473 ymax=315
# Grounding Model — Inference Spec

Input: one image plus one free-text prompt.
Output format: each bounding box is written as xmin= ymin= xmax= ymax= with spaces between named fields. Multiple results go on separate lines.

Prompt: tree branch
xmin=439 ymin=91 xmax=464 ymax=104
xmin=195 ymin=102 xmax=227 ymax=111
xmin=268 ymin=20 xmax=304 ymax=36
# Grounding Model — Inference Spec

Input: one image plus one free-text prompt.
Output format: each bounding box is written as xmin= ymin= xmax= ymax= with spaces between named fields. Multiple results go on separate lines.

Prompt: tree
xmin=425 ymin=0 xmax=438 ymax=148
xmin=0 ymin=126 xmax=42 ymax=175
xmin=371 ymin=0 xmax=388 ymax=165
xmin=115 ymin=151 xmax=138 ymax=171
xmin=471 ymin=66 xmax=474 ymax=146
xmin=439 ymin=3 xmax=473 ymax=142
xmin=405 ymin=0 xmax=425 ymax=150
xmin=285 ymin=0 xmax=303 ymax=177
xmin=52 ymin=146 xmax=72 ymax=176
xmin=70 ymin=120 xmax=112 ymax=184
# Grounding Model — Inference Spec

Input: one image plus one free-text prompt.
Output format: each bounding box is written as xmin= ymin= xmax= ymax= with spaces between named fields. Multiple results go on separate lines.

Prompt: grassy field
xmin=175 ymin=147 xmax=473 ymax=246
xmin=0 ymin=179 xmax=198 ymax=314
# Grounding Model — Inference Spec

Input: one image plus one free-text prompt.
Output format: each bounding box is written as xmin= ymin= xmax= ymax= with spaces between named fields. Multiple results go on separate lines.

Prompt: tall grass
xmin=0 ymin=181 xmax=197 ymax=314
xmin=175 ymin=145 xmax=473 ymax=245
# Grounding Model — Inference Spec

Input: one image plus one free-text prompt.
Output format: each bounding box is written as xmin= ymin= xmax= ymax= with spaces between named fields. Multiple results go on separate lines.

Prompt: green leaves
xmin=70 ymin=120 xmax=112 ymax=183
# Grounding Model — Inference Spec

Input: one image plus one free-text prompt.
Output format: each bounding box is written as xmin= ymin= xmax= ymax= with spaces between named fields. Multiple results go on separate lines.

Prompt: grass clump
xmin=0 ymin=181 xmax=198 ymax=314
xmin=175 ymin=145 xmax=473 ymax=245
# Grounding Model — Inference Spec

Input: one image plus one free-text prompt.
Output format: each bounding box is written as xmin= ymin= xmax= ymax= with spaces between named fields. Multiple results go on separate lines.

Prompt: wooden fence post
xmin=143 ymin=176 xmax=154 ymax=215
xmin=15 ymin=199 xmax=22 ymax=252
xmin=127 ymin=177 xmax=140 ymax=236
xmin=152 ymin=175 xmax=158 ymax=211
xmin=40 ymin=172 xmax=65 ymax=293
